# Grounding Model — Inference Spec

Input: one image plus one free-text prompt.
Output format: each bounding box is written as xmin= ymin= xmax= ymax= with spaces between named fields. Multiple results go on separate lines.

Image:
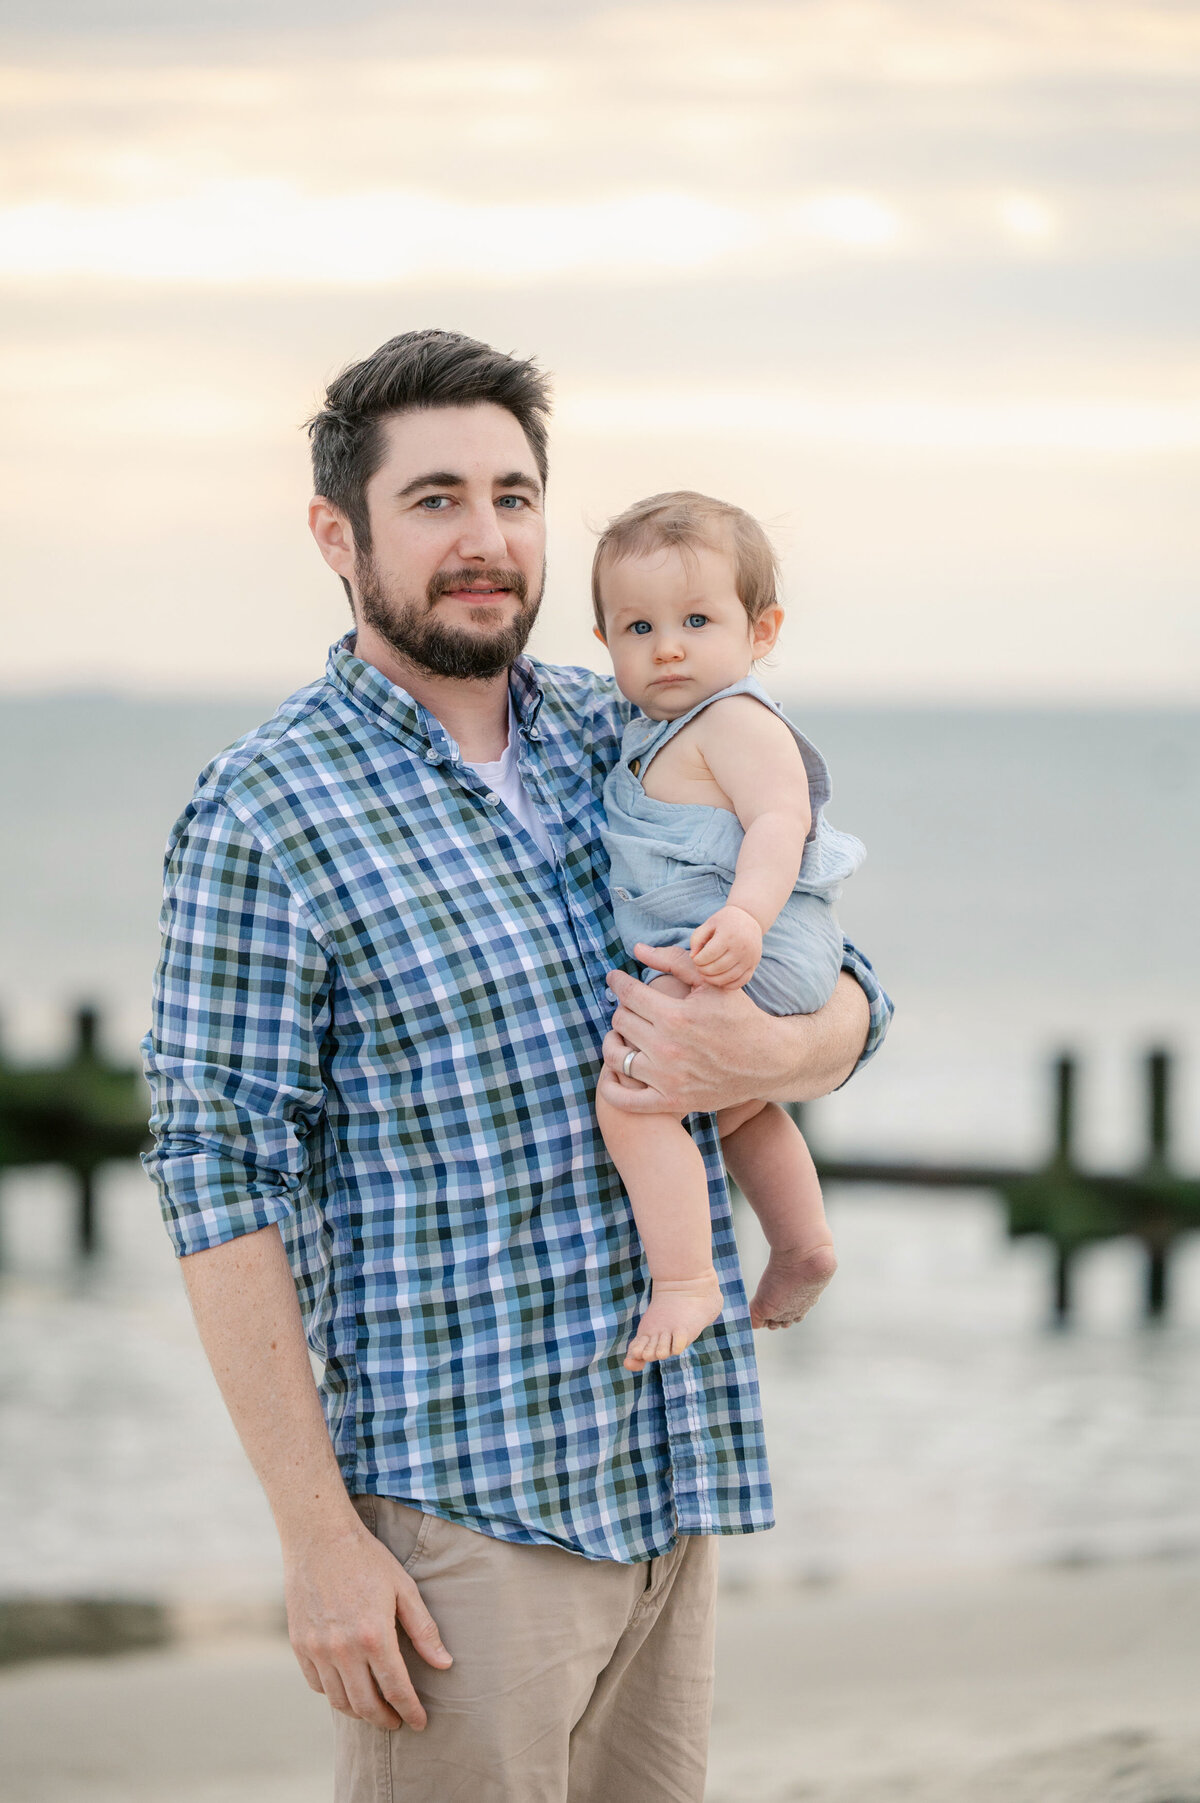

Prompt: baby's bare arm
xmin=695 ymin=696 xmax=811 ymax=934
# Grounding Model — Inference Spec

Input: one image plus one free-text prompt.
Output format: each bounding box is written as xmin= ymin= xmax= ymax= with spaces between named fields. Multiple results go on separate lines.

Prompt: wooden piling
xmin=1140 ymin=1047 xmax=1175 ymax=1321
xmin=0 ymin=1005 xmax=148 ymax=1263
xmin=1053 ymin=1054 xmax=1075 ymax=1166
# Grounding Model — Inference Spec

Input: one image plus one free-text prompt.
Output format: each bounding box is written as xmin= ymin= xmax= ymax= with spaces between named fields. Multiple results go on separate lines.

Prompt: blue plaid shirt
xmin=144 ymin=636 xmax=892 ymax=1564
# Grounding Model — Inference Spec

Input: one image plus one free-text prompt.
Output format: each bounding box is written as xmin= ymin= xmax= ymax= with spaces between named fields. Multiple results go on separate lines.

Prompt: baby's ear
xmin=752 ymin=604 xmax=785 ymax=656
xmin=593 ymin=627 xmax=608 ymax=645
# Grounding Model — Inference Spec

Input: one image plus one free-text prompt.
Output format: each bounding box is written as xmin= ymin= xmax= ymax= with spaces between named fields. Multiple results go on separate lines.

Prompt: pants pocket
xmin=354 ymin=1494 xmax=437 ymax=1572
xmin=622 ymin=869 xmax=729 ymax=927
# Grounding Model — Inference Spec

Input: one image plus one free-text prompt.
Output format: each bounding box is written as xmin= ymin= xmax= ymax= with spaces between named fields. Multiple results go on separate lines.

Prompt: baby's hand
xmin=689 ymin=905 xmax=763 ymax=988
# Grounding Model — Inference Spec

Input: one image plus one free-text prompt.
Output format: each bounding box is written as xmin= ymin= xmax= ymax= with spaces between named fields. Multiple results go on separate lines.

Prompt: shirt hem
xmin=342 ymin=1477 xmax=774 ymax=1564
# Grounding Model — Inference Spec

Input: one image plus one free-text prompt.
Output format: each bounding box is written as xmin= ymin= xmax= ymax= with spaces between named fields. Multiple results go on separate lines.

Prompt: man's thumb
xmin=634 ymin=942 xmax=701 ymax=984
xmin=397 ymin=1586 xmax=453 ymax=1666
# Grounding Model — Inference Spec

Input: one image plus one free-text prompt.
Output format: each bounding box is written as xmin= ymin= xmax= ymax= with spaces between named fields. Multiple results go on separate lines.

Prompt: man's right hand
xmin=179 ymin=1229 xmax=453 ymax=1730
xmin=284 ymin=1515 xmax=452 ymax=1731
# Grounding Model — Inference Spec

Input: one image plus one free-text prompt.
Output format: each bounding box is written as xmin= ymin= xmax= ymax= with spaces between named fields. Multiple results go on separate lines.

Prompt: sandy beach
xmin=2 ymin=1555 xmax=1197 ymax=1803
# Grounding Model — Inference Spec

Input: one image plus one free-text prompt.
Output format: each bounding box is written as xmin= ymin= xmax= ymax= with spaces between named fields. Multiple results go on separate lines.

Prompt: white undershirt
xmin=466 ymin=702 xmax=555 ymax=861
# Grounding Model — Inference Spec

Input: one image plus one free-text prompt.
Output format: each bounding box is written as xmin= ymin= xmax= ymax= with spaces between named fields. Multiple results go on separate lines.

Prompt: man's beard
xmin=356 ymin=554 xmax=543 ymax=681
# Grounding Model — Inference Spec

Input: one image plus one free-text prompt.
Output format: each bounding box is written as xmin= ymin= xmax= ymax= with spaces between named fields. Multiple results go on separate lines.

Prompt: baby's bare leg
xmin=599 ymin=973 xmax=722 ymax=1371
xmin=718 ymin=1101 xmax=837 ymax=1329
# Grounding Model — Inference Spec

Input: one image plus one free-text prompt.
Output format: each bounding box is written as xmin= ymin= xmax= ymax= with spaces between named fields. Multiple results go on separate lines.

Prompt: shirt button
xmin=424 ymin=750 xmax=440 ymax=764
xmin=528 ymin=728 xmax=541 ymax=741
xmin=485 ymin=792 xmax=500 ymax=806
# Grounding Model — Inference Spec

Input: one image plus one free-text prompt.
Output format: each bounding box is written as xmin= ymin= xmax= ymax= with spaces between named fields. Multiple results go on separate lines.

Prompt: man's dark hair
xmin=307 ymin=329 xmax=553 ymax=572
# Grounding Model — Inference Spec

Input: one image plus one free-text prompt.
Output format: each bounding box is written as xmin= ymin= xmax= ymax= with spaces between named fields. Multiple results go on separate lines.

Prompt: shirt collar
xmin=326 ymin=633 xmax=545 ymax=762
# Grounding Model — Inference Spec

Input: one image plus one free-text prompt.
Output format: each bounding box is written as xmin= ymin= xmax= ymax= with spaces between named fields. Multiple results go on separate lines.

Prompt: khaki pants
xmin=333 ymin=1496 xmax=718 ymax=1803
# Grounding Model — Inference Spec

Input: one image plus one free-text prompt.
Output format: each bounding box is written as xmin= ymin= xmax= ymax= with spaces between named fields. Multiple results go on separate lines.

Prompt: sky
xmin=1 ymin=0 xmax=1198 ymax=701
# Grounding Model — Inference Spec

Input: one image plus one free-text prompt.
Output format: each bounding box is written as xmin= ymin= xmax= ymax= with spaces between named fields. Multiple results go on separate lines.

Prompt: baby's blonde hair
xmin=592 ymin=490 xmax=780 ymax=635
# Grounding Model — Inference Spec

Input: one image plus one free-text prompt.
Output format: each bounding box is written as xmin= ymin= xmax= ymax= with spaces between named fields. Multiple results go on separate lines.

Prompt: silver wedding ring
xmin=622 ymin=1048 xmax=638 ymax=1079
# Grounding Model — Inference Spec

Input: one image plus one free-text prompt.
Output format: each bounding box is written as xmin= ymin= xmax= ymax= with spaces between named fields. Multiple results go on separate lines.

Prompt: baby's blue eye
xmin=630 ymin=620 xmax=652 ymax=635
xmin=685 ymin=613 xmax=708 ymax=628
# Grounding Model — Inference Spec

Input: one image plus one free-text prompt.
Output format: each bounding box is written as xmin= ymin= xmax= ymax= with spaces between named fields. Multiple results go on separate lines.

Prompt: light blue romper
xmin=601 ymin=674 xmax=865 ymax=1017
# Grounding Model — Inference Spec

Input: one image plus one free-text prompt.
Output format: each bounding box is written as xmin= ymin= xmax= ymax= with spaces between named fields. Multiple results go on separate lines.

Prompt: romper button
xmin=485 ymin=792 xmax=500 ymax=806
xmin=614 ymin=888 xmax=630 ymax=901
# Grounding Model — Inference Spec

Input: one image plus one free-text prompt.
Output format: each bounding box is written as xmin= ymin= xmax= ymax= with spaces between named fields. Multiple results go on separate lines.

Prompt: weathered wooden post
xmin=0 ymin=1005 xmax=148 ymax=1261
xmin=788 ymin=1043 xmax=1197 ymax=1330
xmin=72 ymin=1007 xmax=100 ymax=1256
xmin=1142 ymin=1048 xmax=1172 ymax=1320
xmin=1050 ymin=1054 xmax=1077 ymax=1324
xmin=1147 ymin=1048 xmax=1170 ymax=1165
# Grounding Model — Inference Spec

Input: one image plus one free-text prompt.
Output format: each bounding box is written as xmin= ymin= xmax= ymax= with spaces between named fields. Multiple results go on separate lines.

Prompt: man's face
xmin=354 ymin=403 xmax=546 ymax=681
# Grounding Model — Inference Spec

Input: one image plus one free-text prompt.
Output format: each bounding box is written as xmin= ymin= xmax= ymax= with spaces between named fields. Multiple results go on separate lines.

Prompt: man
xmin=143 ymin=329 xmax=891 ymax=1803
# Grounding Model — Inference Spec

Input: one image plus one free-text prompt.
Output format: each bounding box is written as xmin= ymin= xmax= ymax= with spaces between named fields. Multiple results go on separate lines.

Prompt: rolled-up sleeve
xmin=840 ymin=938 xmax=894 ymax=1078
xmin=142 ymin=797 xmax=332 ymax=1257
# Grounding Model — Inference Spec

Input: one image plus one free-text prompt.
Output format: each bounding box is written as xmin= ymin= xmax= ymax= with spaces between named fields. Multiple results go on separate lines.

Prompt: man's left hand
xmin=601 ymin=944 xmax=777 ymax=1116
xmin=601 ymin=944 xmax=871 ymax=1114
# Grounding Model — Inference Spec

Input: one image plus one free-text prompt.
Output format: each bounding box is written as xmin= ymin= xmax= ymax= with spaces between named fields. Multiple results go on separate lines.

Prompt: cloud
xmin=591 ymin=1 xmax=1200 ymax=84
xmin=4 ymin=3 xmax=1199 ymax=198
xmin=997 ymin=192 xmax=1059 ymax=246
xmin=10 ymin=0 xmax=1200 ymax=79
xmin=0 ymin=182 xmax=919 ymax=286
xmin=1 ymin=0 xmax=1197 ymax=701
xmin=560 ymin=385 xmax=1200 ymax=453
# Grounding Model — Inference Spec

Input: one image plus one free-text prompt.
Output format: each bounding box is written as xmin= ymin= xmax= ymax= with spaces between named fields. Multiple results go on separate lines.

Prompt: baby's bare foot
xmin=625 ymin=1274 xmax=723 ymax=1372
xmin=749 ymin=1242 xmax=837 ymax=1330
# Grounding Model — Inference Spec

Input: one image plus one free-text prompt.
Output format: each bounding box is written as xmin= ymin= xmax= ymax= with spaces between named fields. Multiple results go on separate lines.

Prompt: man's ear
xmin=309 ymin=496 xmax=357 ymax=583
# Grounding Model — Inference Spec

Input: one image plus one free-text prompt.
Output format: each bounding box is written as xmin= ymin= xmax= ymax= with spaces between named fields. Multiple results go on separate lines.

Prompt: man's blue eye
xmin=497 ymin=495 xmax=526 ymax=509
xmin=685 ymin=613 xmax=708 ymax=628
xmin=630 ymin=621 xmax=652 ymax=635
xmin=419 ymin=496 xmax=450 ymax=509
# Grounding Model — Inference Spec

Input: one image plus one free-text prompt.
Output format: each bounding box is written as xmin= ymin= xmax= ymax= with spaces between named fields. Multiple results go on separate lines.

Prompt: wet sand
xmin=2 ymin=1556 xmax=1198 ymax=1802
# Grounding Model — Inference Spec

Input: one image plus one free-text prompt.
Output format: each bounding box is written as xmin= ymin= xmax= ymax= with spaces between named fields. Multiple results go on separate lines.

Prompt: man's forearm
xmin=756 ymin=971 xmax=870 ymax=1104
xmin=180 ymin=1223 xmax=357 ymax=1548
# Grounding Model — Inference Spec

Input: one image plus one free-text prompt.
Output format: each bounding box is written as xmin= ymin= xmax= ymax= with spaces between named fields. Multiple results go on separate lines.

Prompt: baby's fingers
xmin=708 ymin=966 xmax=752 ymax=988
xmin=698 ymin=951 xmax=738 ymax=977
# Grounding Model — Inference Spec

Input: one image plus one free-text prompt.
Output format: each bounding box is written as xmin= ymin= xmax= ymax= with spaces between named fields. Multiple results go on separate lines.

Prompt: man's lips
xmin=442 ymin=586 xmax=512 ymax=604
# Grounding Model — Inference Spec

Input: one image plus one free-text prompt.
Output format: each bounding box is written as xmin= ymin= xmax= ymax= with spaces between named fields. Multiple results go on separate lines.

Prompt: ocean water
xmin=1 ymin=693 xmax=1198 ymax=1599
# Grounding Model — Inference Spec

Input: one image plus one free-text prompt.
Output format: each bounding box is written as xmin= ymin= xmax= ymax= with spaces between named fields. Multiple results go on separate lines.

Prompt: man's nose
xmin=455 ymin=503 xmax=509 ymax=564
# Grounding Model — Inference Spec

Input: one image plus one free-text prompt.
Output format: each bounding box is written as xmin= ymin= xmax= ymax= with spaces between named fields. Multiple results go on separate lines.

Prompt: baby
xmin=593 ymin=491 xmax=865 ymax=1373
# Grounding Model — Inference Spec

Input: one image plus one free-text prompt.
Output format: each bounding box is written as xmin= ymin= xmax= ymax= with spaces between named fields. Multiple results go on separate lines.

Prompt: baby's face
xmin=596 ymin=541 xmax=780 ymax=720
